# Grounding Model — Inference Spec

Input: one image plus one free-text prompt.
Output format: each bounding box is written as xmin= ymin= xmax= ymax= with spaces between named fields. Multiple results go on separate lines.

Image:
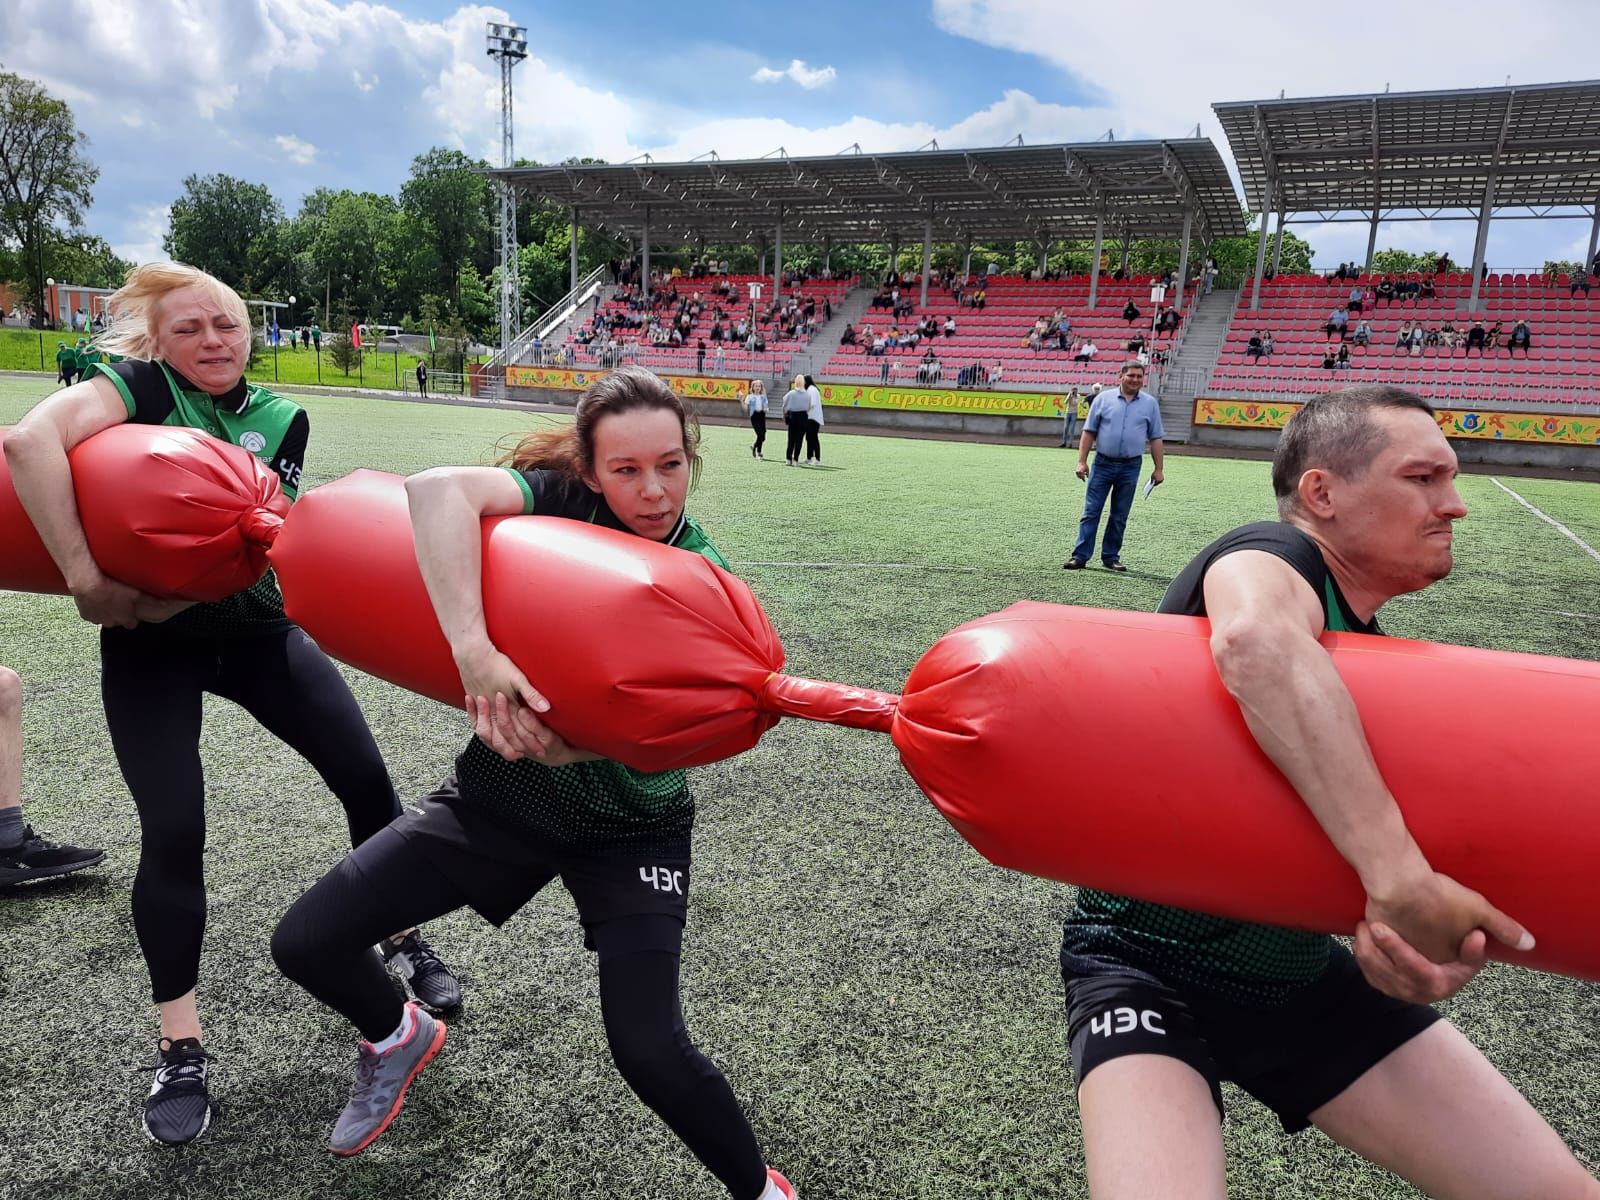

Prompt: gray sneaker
xmin=329 ymin=1003 xmax=446 ymax=1157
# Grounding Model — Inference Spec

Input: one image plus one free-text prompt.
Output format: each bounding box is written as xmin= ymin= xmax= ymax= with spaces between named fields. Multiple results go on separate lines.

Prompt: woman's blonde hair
xmin=95 ymin=262 xmax=251 ymax=361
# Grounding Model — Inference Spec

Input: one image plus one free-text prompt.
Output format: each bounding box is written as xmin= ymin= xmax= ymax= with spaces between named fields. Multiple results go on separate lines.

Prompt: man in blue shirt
xmin=1064 ymin=361 xmax=1165 ymax=572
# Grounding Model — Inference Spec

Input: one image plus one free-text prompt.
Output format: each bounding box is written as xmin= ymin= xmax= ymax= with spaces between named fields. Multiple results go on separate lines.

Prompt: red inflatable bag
xmin=0 ymin=423 xmax=286 ymax=599
xmin=268 ymin=470 xmax=786 ymax=772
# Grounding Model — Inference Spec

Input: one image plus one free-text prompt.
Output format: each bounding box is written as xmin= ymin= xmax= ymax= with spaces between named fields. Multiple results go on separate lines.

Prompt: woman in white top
xmin=744 ymin=378 xmax=768 ymax=459
xmin=802 ymin=374 xmax=825 ymax=466
xmin=781 ymin=374 xmax=810 ymax=466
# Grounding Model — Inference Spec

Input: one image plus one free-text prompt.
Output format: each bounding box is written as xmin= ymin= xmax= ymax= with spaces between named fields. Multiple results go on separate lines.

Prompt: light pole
xmin=486 ymin=21 xmax=528 ymax=366
xmin=39 ymin=276 xmax=54 ymax=371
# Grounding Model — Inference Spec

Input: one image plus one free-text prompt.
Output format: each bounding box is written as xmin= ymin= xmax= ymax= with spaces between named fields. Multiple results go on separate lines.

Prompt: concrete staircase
xmin=789 ymin=285 xmax=873 ymax=375
xmin=1158 ymin=288 xmax=1238 ymax=441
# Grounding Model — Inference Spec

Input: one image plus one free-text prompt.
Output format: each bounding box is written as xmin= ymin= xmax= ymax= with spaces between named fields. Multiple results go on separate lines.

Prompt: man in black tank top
xmin=1062 ymin=386 xmax=1597 ymax=1199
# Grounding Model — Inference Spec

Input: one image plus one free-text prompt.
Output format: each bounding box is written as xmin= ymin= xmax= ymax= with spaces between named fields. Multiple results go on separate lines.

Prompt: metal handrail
xmin=486 ymin=264 xmax=608 ymax=372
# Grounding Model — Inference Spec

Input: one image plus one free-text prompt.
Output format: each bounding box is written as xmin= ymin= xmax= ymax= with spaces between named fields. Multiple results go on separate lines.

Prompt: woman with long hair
xmin=270 ymin=366 xmax=797 ymax=1198
xmin=802 ymin=374 xmax=824 ymax=467
xmin=3 ymin=262 xmax=461 ymax=1147
xmin=744 ymin=377 xmax=768 ymax=459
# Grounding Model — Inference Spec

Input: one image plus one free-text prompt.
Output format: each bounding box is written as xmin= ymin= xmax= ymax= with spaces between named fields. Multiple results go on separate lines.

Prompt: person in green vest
xmin=4 ymin=261 xmax=463 ymax=1149
xmin=310 ymin=323 xmax=322 ymax=351
xmin=71 ymin=338 xmax=89 ymax=380
xmin=54 ymin=341 xmax=75 ymax=386
xmin=78 ymin=339 xmax=103 ymax=379
xmin=1059 ymin=385 xmax=1596 ymax=1199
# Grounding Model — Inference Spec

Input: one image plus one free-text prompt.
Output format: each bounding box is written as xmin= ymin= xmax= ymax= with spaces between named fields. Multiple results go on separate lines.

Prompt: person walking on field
xmin=781 ymin=374 xmax=809 ymax=466
xmin=416 ymin=360 xmax=428 ymax=398
xmin=1064 ymin=361 xmax=1165 ymax=572
xmin=744 ymin=378 xmax=768 ymax=458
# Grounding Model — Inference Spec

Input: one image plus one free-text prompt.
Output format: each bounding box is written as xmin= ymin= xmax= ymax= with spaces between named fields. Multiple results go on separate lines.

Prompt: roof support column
xmin=889 ymin=234 xmax=900 ymax=280
xmin=1088 ymin=213 xmax=1104 ymax=308
xmin=1364 ymin=211 xmax=1380 ymax=276
xmin=570 ymin=207 xmax=580 ymax=293
xmin=773 ymin=206 xmax=783 ymax=302
xmin=1248 ymin=184 xmax=1273 ymax=312
xmin=1119 ymin=230 xmax=1131 ymax=275
xmin=641 ymin=208 xmax=651 ymax=303
xmin=1467 ymin=179 xmax=1495 ymax=310
xmin=1037 ymin=240 xmax=1050 ymax=278
xmin=823 ymin=235 xmax=832 ymax=275
xmin=1270 ymin=207 xmax=1286 ymax=277
xmin=961 ymin=242 xmax=972 ymax=281
xmin=1174 ymin=208 xmax=1193 ymax=311
xmin=920 ymin=205 xmax=934 ymax=307
xmin=1586 ymin=204 xmax=1600 ymax=273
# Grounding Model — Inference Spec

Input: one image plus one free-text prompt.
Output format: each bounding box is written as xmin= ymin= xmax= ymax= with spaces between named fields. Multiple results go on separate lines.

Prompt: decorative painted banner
xmin=818 ymin=383 xmax=1070 ymax=417
xmin=504 ymin=364 xmax=747 ymax=401
xmin=504 ymin=365 xmax=1078 ymax=417
xmin=1195 ymin=398 xmax=1600 ymax=445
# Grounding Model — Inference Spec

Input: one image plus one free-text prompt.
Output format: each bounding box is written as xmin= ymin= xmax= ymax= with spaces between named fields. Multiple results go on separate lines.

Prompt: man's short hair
xmin=1119 ymin=359 xmax=1145 ymax=375
xmin=1271 ymin=385 xmax=1436 ymax=516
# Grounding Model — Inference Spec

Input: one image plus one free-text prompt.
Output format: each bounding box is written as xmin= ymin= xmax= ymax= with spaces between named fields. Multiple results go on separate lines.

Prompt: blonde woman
xmin=781 ymin=373 xmax=809 ymax=466
xmin=744 ymin=377 xmax=769 ymax=458
xmin=3 ymin=262 xmax=461 ymax=1147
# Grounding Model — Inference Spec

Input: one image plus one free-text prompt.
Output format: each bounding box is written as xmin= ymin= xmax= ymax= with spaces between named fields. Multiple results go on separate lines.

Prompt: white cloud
xmin=274 ymin=134 xmax=318 ymax=165
xmin=352 ymin=69 xmax=379 ymax=93
xmin=112 ymin=204 xmax=172 ymax=266
xmin=751 ymin=59 xmax=837 ymax=89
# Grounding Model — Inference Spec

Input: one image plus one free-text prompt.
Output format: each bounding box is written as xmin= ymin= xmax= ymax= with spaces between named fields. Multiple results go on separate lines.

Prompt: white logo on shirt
xmin=239 ymin=430 xmax=267 ymax=454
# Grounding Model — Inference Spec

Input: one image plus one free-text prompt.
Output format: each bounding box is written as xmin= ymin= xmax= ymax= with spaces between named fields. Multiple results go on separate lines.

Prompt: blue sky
xmin=0 ymin=0 xmax=1593 ymax=270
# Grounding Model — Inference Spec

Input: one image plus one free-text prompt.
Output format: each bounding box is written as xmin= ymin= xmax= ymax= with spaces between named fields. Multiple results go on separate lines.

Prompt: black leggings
xmin=749 ymin=411 xmax=766 ymax=453
xmin=271 ymin=826 xmax=769 ymax=1199
xmin=101 ymin=624 xmax=398 ymax=1003
xmin=784 ymin=411 xmax=806 ymax=462
xmin=804 ymin=419 xmax=822 ymax=463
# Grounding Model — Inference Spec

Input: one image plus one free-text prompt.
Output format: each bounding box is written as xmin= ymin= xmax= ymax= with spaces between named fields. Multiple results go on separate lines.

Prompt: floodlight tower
xmin=486 ymin=21 xmax=527 ymax=360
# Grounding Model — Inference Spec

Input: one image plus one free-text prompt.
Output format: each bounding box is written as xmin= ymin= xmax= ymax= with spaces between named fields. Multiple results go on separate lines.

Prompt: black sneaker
xmin=0 ymin=825 xmax=105 ymax=886
xmin=379 ymin=931 xmax=462 ymax=1012
xmin=1062 ymin=559 xmax=1086 ymax=570
xmin=141 ymin=1037 xmax=214 ymax=1146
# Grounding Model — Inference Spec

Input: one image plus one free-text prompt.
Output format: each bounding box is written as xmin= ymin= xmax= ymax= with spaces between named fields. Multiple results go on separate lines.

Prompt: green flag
xmin=428 ymin=326 xmax=437 ymax=352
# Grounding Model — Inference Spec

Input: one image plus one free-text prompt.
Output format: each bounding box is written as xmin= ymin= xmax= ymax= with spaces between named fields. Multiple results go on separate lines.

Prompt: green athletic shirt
xmin=56 ymin=348 xmax=74 ymax=369
xmin=451 ymin=466 xmax=728 ymax=855
xmin=1063 ymin=521 xmax=1381 ymax=1007
xmin=88 ymin=358 xmax=309 ymax=639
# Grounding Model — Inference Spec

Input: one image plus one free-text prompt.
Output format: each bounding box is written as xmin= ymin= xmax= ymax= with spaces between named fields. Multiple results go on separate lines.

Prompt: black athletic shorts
xmin=1062 ymin=943 xmax=1440 ymax=1133
xmin=392 ymin=775 xmax=690 ymax=951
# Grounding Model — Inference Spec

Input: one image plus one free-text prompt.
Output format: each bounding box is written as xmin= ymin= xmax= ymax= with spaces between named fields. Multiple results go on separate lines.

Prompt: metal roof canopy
xmin=1216 ymin=80 xmax=1600 ymax=308
xmin=487 ymin=139 xmax=1245 ymax=248
xmin=1216 ymin=80 xmax=1600 ymax=223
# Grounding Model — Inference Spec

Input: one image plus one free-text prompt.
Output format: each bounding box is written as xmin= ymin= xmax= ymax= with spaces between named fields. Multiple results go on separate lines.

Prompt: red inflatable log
xmin=871 ymin=602 xmax=1599 ymax=980
xmin=0 ymin=424 xmax=286 ymax=599
xmin=267 ymin=470 xmax=792 ymax=772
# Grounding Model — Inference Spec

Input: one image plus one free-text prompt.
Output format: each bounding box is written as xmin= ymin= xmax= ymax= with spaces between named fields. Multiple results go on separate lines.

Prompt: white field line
xmin=1489 ymin=477 xmax=1600 ymax=567
xmin=738 ymin=560 xmax=979 ymax=572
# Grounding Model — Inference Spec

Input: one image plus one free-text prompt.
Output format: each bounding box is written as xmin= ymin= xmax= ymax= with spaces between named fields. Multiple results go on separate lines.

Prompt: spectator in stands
xmin=1507 ymin=320 xmax=1532 ymax=356
xmin=1321 ymin=348 xmax=1339 ymax=370
xmin=1335 ymin=344 xmax=1352 ymax=371
xmin=1376 ymin=277 xmax=1396 ymax=307
xmin=1464 ymin=321 xmax=1487 ymax=356
xmin=1420 ymin=276 xmax=1437 ymax=300
xmin=1423 ymin=327 xmax=1440 ymax=348
xmin=840 ymin=323 xmax=857 ymax=346
xmin=1485 ymin=321 xmax=1504 ymax=351
xmin=878 ymin=355 xmax=892 ymax=385
xmin=987 ymin=361 xmax=1004 ymax=388
xmin=1126 ymin=334 xmax=1147 ymax=355
xmin=1408 ymin=325 xmax=1426 ymax=357
xmin=1325 ymin=308 xmax=1349 ymax=340
xmin=695 ymin=340 xmax=706 ymax=374
xmin=1395 ymin=321 xmax=1415 ymax=351
xmin=713 ymin=345 xmax=726 ymax=374
xmin=1261 ymin=332 xmax=1275 ymax=357
xmin=1571 ymin=270 xmax=1592 ymax=297
xmin=1246 ymin=332 xmax=1266 ymax=361
xmin=1334 ymin=263 xmax=1350 ymax=284
xmin=1437 ymin=252 xmax=1452 ymax=273
xmin=944 ymin=314 xmax=957 ymax=338
xmin=1027 ymin=328 xmax=1043 ymax=355
xmin=1158 ymin=308 xmax=1180 ymax=334
xmin=1439 ymin=321 xmax=1458 ymax=350
xmin=973 ymin=287 xmax=987 ymax=311
xmin=1074 ymin=339 xmax=1099 ymax=363
xmin=1348 ymin=285 xmax=1366 ymax=315
xmin=1350 ymin=320 xmax=1372 ymax=347
xmin=1403 ymin=278 xmax=1422 ymax=304
xmin=1121 ymin=300 xmax=1141 ymax=326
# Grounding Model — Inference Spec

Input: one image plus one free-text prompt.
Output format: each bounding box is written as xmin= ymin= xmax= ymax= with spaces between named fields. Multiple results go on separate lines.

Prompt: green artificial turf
xmin=0 ymin=375 xmax=1595 ymax=1199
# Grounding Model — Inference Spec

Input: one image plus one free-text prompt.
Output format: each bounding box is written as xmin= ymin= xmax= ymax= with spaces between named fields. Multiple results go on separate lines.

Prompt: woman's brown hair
xmin=497 ymin=365 xmax=702 ymax=489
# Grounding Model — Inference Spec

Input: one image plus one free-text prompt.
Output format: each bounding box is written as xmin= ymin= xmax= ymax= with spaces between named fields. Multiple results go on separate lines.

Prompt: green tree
xmin=310 ymin=191 xmax=396 ymax=319
xmin=1370 ymin=248 xmax=1449 ymax=274
xmin=164 ymin=173 xmax=283 ymax=288
xmin=327 ymin=298 xmax=362 ymax=376
xmin=42 ymin=232 xmax=133 ymax=289
xmin=0 ymin=68 xmax=99 ymax=327
xmin=400 ymin=147 xmax=490 ymax=308
xmin=457 ymin=264 xmax=493 ymax=343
